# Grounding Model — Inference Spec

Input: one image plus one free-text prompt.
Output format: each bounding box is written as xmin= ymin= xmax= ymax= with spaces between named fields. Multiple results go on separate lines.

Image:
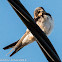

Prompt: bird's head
xmin=34 ymin=7 xmax=46 ymax=18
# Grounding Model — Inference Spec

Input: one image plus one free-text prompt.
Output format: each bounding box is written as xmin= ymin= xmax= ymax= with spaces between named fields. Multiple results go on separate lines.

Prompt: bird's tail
xmin=3 ymin=40 xmax=19 ymax=50
xmin=3 ymin=31 xmax=29 ymax=57
xmin=3 ymin=40 xmax=25 ymax=57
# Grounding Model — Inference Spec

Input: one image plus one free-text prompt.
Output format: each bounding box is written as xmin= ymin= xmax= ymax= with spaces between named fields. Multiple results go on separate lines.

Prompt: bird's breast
xmin=36 ymin=16 xmax=54 ymax=35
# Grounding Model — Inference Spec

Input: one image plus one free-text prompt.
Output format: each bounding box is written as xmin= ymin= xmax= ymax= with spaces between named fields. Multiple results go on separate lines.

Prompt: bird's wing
xmin=5 ymin=30 xmax=30 ymax=56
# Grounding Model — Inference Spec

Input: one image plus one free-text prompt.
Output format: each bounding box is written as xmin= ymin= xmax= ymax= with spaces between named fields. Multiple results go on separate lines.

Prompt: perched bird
xmin=3 ymin=7 xmax=54 ymax=57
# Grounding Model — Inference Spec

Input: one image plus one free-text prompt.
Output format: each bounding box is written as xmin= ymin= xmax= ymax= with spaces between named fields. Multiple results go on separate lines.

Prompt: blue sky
xmin=0 ymin=0 xmax=62 ymax=62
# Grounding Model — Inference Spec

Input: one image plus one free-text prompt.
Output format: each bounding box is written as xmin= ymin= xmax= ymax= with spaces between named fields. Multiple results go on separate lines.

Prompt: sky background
xmin=0 ymin=0 xmax=62 ymax=62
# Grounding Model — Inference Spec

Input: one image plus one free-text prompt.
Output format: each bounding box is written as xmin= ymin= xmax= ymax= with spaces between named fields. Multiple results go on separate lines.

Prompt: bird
xmin=3 ymin=7 xmax=54 ymax=57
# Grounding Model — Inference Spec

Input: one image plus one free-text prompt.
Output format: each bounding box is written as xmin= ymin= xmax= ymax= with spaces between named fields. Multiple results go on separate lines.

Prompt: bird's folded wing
xmin=6 ymin=30 xmax=30 ymax=56
xmin=9 ymin=31 xmax=29 ymax=57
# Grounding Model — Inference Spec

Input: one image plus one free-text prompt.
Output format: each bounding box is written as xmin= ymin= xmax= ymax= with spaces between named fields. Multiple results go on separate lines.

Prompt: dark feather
xmin=3 ymin=40 xmax=19 ymax=50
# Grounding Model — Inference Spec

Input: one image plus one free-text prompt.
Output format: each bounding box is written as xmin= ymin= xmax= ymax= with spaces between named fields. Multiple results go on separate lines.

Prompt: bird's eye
xmin=38 ymin=11 xmax=40 ymax=13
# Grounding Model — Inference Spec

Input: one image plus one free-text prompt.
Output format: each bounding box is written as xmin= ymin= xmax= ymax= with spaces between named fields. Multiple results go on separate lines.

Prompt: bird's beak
xmin=38 ymin=12 xmax=42 ymax=16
